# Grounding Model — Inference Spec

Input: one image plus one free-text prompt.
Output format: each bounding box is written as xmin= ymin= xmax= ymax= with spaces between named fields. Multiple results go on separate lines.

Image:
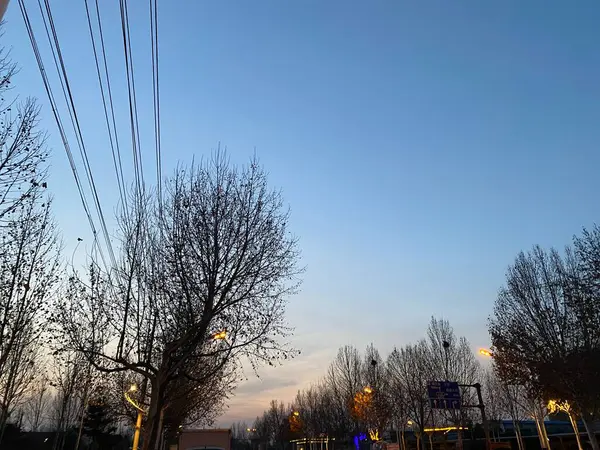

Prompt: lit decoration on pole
xmin=548 ymin=400 xmax=583 ymax=450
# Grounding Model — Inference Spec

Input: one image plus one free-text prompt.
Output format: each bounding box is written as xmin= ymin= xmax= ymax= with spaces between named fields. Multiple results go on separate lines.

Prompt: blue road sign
xmin=427 ymin=381 xmax=461 ymax=409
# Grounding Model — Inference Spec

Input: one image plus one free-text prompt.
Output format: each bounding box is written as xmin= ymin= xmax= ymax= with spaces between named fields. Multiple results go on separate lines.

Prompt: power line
xmin=119 ymin=0 xmax=145 ymax=204
xmin=83 ymin=0 xmax=127 ymax=210
xmin=149 ymin=0 xmax=162 ymax=210
xmin=36 ymin=0 xmax=118 ymax=270
xmin=17 ymin=0 xmax=110 ymax=272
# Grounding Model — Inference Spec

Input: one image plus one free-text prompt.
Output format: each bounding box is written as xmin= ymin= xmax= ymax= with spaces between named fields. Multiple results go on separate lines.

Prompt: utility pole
xmin=442 ymin=341 xmax=450 ymax=380
xmin=0 ymin=0 xmax=9 ymax=21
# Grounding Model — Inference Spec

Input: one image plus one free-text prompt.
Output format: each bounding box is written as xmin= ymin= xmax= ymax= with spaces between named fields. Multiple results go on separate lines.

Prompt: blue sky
xmin=4 ymin=1 xmax=600 ymax=424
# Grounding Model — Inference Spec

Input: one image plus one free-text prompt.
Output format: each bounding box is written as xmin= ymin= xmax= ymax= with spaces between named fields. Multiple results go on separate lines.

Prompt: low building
xmin=178 ymin=428 xmax=232 ymax=450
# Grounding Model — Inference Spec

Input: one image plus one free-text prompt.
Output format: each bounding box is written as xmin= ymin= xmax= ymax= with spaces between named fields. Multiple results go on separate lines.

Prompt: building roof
xmin=182 ymin=428 xmax=232 ymax=433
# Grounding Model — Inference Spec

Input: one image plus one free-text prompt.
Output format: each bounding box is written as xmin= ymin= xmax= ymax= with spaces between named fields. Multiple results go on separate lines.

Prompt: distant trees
xmin=489 ymin=226 xmax=600 ymax=450
xmin=252 ymin=317 xmax=484 ymax=450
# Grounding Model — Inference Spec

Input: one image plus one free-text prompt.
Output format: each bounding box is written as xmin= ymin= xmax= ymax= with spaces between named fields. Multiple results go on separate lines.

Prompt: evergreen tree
xmin=83 ymin=397 xmax=116 ymax=449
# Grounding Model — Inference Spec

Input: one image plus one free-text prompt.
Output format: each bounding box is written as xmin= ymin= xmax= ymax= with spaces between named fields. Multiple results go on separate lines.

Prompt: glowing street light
xmin=212 ymin=330 xmax=227 ymax=341
xmin=293 ymin=411 xmax=300 ymax=417
xmin=479 ymin=348 xmax=494 ymax=358
xmin=363 ymin=386 xmax=373 ymax=394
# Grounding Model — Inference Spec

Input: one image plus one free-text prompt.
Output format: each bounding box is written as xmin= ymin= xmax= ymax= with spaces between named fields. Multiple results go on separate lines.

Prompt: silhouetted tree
xmin=0 ymin=36 xmax=49 ymax=222
xmin=387 ymin=342 xmax=431 ymax=450
xmin=55 ymin=153 xmax=302 ymax=450
xmin=83 ymin=396 xmax=117 ymax=448
xmin=489 ymin=240 xmax=600 ymax=450
xmin=426 ymin=317 xmax=482 ymax=450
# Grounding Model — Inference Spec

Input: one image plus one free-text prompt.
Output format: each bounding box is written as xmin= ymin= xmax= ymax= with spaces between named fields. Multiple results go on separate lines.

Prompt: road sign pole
xmin=474 ymin=383 xmax=492 ymax=450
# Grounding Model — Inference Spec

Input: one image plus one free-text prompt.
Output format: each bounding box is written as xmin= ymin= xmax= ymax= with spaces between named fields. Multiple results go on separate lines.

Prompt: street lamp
xmin=124 ymin=384 xmax=147 ymax=450
xmin=212 ymin=330 xmax=227 ymax=341
xmin=479 ymin=348 xmax=494 ymax=358
xmin=363 ymin=386 xmax=373 ymax=394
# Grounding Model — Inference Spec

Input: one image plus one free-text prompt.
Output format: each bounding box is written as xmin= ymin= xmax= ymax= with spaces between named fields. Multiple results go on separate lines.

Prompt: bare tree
xmin=489 ymin=243 xmax=600 ymax=450
xmin=266 ymin=400 xmax=287 ymax=449
xmin=483 ymin=369 xmax=506 ymax=441
xmin=386 ymin=360 xmax=410 ymax=450
xmin=358 ymin=344 xmax=391 ymax=439
xmin=0 ymin=328 xmax=42 ymax=440
xmin=0 ymin=189 xmax=60 ymax=443
xmin=426 ymin=317 xmax=482 ymax=450
xmin=160 ymin=352 xmax=237 ymax=438
xmin=325 ymin=345 xmax=363 ymax=438
xmin=387 ymin=341 xmax=431 ymax=450
xmin=49 ymin=351 xmax=89 ymax=450
xmin=22 ymin=372 xmax=51 ymax=431
xmin=55 ymin=154 xmax=302 ymax=450
xmin=0 ymin=38 xmax=49 ymax=222
xmin=295 ymin=382 xmax=334 ymax=440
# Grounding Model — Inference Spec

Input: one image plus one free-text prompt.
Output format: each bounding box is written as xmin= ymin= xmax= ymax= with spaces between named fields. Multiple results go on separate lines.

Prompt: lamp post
xmin=125 ymin=384 xmax=146 ymax=450
xmin=442 ymin=341 xmax=450 ymax=381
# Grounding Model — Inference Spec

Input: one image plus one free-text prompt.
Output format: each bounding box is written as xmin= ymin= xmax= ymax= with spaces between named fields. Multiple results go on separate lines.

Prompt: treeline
xmin=234 ymin=318 xmax=490 ymax=450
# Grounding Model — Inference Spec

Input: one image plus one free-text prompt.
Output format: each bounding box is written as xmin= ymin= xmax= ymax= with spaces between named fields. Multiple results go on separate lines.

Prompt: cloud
xmin=235 ymin=376 xmax=298 ymax=396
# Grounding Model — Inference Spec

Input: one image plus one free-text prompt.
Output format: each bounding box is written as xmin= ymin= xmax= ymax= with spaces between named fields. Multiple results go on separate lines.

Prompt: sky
xmin=3 ymin=0 xmax=600 ymax=425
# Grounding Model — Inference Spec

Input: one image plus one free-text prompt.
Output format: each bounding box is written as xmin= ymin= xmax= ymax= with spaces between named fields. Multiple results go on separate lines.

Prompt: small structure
xmin=179 ymin=428 xmax=232 ymax=450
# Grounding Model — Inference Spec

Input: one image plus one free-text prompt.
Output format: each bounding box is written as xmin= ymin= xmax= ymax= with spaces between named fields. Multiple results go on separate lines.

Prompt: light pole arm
xmin=124 ymin=391 xmax=147 ymax=414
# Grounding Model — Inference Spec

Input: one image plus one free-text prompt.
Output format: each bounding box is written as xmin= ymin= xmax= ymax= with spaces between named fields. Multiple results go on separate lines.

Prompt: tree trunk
xmin=142 ymin=378 xmax=166 ymax=450
xmin=580 ymin=413 xmax=599 ymax=450
xmin=154 ymin=407 xmax=166 ymax=450
xmin=456 ymin=428 xmax=463 ymax=450
xmin=513 ymin=420 xmax=524 ymax=450
xmin=567 ymin=412 xmax=583 ymax=450
xmin=534 ymin=417 xmax=550 ymax=450
xmin=0 ymin=408 xmax=9 ymax=446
